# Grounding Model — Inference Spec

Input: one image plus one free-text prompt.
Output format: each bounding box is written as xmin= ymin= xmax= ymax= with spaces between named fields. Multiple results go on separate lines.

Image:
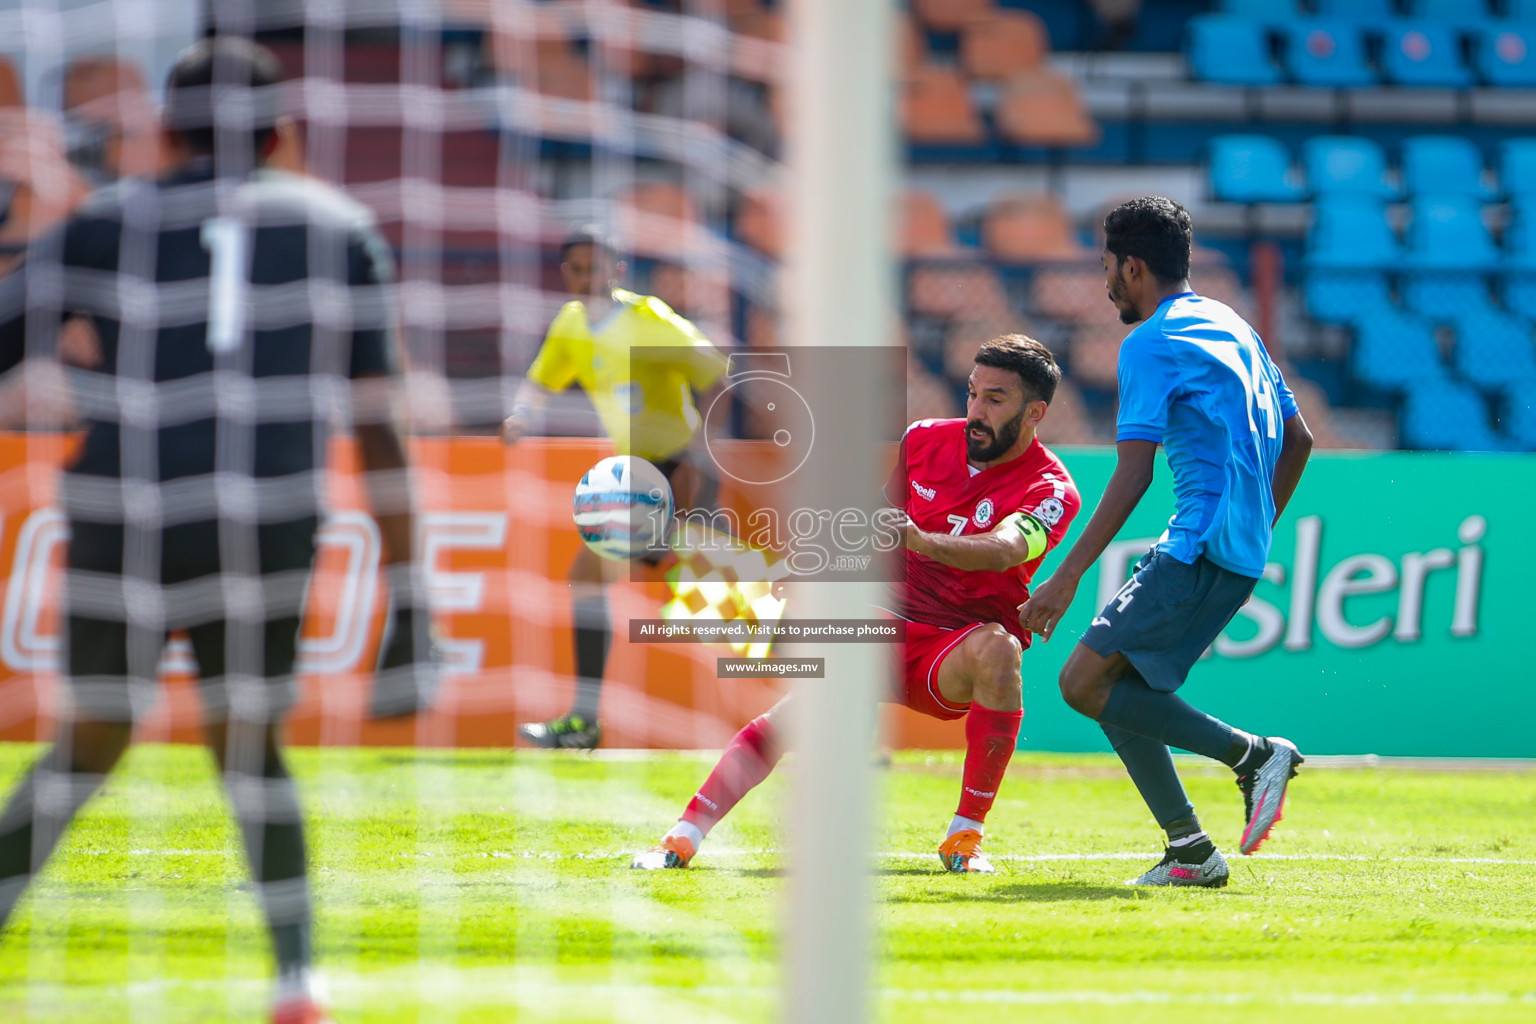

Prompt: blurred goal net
xmin=0 ymin=0 xmax=898 ymax=1021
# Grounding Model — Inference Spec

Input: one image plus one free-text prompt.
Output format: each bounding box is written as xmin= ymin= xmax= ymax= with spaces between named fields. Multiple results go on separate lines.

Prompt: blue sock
xmin=1100 ymin=722 xmax=1193 ymax=827
xmin=1098 ymin=677 xmax=1236 ymax=763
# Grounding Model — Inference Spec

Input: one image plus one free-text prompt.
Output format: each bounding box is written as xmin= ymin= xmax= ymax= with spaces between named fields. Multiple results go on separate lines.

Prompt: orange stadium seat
xmin=961 ymin=9 xmax=1048 ymax=80
xmin=734 ymin=6 xmax=785 ymax=41
xmin=1067 ymin=322 xmax=1124 ymax=390
xmin=908 ymin=357 xmax=962 ymax=421
xmin=720 ymin=4 xmax=783 ymax=86
xmin=0 ymin=56 xmax=21 ymax=107
xmin=1194 ymin=264 xmax=1254 ymax=322
xmin=744 ymin=304 xmax=778 ymax=348
xmin=902 ymin=66 xmax=985 ymax=146
xmin=535 ymin=40 xmax=593 ymax=101
xmin=900 ymin=189 xmax=959 ymax=257
xmin=942 ymin=315 xmax=1032 ymax=381
xmin=1035 ymin=379 xmax=1102 ymax=446
xmin=910 ymin=264 xmax=1011 ymax=320
xmin=1030 ymin=266 xmax=1109 ymax=321
xmin=983 ymin=192 xmax=1084 ymax=262
xmin=913 ymin=0 xmax=994 ymax=33
xmin=897 ymin=15 xmax=929 ymax=82
xmin=736 ymin=185 xmax=783 ymax=257
xmin=725 ymin=0 xmax=763 ymax=31
xmin=598 ymin=10 xmax=684 ymax=83
xmin=649 ymin=262 xmax=732 ymax=330
xmin=995 ymin=70 xmax=1100 ymax=149
xmin=620 ymin=180 xmax=700 ymax=259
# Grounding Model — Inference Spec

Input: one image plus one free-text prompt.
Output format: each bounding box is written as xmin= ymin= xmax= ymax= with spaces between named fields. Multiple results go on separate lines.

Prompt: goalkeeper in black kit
xmin=0 ymin=38 xmax=435 ymax=1024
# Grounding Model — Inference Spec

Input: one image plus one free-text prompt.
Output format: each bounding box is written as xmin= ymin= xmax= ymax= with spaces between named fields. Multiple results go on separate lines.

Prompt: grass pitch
xmin=0 ymin=743 xmax=1533 ymax=1023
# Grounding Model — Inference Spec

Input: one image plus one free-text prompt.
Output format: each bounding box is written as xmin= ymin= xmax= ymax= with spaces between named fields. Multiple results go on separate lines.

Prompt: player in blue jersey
xmin=1018 ymin=196 xmax=1314 ymax=888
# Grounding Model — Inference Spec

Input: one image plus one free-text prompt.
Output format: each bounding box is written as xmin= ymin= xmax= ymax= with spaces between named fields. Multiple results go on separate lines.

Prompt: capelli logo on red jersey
xmin=911 ymin=481 xmax=936 ymax=501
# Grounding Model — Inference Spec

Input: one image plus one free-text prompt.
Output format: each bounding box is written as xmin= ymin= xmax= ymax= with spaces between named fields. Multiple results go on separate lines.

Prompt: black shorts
xmin=63 ymin=517 xmax=319 ymax=722
xmin=639 ymin=452 xmax=720 ymax=567
xmin=654 ymin=452 xmax=719 ymax=514
xmin=1080 ymin=548 xmax=1258 ymax=693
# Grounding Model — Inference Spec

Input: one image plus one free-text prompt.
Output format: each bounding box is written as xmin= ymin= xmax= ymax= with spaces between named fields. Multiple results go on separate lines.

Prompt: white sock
xmin=666 ymin=820 xmax=706 ymax=849
xmin=947 ymin=815 xmax=984 ymax=838
xmin=1168 ymin=830 xmax=1210 ymax=849
xmin=272 ymin=968 xmax=325 ymax=1007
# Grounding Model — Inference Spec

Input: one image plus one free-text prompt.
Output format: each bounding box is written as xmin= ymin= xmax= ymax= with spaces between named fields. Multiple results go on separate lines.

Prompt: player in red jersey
xmin=632 ymin=335 xmax=1081 ymax=873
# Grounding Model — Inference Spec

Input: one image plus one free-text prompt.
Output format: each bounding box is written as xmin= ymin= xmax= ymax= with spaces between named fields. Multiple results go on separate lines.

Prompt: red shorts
xmin=892 ymin=620 xmax=985 ymax=722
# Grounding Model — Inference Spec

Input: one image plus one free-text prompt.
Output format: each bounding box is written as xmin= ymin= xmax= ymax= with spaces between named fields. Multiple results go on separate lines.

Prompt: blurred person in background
xmin=0 ymin=37 xmax=437 ymax=1024
xmin=502 ymin=226 xmax=726 ymax=750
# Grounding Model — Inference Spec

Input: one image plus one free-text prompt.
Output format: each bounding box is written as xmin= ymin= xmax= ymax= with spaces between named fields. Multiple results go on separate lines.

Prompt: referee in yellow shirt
xmin=504 ymin=227 xmax=727 ymax=749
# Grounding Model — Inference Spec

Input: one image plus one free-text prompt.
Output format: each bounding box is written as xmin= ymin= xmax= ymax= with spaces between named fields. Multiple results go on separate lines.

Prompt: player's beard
xmin=1108 ymin=264 xmax=1141 ymax=325
xmin=966 ymin=407 xmax=1025 ymax=462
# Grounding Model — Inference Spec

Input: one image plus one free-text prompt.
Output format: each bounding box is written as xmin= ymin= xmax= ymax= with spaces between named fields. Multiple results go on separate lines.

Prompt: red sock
xmin=682 ymin=714 xmax=782 ymax=834
xmin=956 ymin=706 xmax=1023 ymax=823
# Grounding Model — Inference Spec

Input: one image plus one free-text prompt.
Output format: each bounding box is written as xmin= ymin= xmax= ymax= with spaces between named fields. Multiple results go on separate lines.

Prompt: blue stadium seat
xmin=1498 ymin=140 xmax=1536 ymax=202
xmin=1304 ymin=270 xmax=1393 ymax=324
xmin=1505 ymin=201 xmax=1536 ymax=315
xmin=1402 ymin=195 xmax=1497 ymax=319
xmin=1353 ymin=309 xmax=1446 ymax=391
xmin=1381 ymin=23 xmax=1474 ymax=87
xmin=1302 ymin=136 xmax=1397 ymax=199
xmin=1400 ymin=136 xmax=1497 ymax=199
xmin=1404 ymin=272 xmax=1494 ymax=320
xmin=1186 ymin=16 xmax=1283 ymax=86
xmin=1284 ymin=22 xmax=1376 ymax=87
xmin=1509 ymin=0 xmax=1536 ymax=22
xmin=1306 ymin=196 xmax=1401 ymax=269
xmin=1405 ymin=0 xmax=1497 ymax=32
xmin=1503 ymin=200 xmax=1536 ymax=266
xmin=1504 ymin=379 xmax=1536 ymax=450
xmin=1451 ymin=308 xmax=1536 ymax=391
xmin=1217 ymin=0 xmax=1303 ymax=20
xmin=1504 ymin=273 xmax=1536 ymax=320
xmin=1208 ymin=135 xmax=1304 ymax=202
xmin=1403 ymin=195 xmax=1499 ymax=270
xmin=1475 ymin=28 xmax=1536 ymax=87
xmin=1313 ymin=0 xmax=1395 ymax=25
xmin=1402 ymin=379 xmax=1506 ymax=450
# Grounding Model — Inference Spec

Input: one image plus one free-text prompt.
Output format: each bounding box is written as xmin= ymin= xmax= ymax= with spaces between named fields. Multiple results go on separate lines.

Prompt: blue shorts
xmin=1080 ymin=549 xmax=1258 ymax=693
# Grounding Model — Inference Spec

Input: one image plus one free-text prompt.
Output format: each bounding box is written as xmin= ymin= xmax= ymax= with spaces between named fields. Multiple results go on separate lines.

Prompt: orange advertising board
xmin=0 ymin=434 xmax=960 ymax=749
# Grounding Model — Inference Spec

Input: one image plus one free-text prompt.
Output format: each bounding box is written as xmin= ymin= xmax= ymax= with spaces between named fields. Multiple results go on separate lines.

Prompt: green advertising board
xmin=1018 ymin=449 xmax=1531 ymax=758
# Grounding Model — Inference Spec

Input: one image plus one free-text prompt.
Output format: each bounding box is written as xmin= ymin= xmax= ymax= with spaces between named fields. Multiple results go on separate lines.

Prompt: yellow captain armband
xmin=1002 ymin=511 xmax=1049 ymax=562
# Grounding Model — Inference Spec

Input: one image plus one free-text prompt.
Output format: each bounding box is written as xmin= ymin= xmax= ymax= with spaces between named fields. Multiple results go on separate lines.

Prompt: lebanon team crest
xmin=972 ymin=498 xmax=994 ymax=527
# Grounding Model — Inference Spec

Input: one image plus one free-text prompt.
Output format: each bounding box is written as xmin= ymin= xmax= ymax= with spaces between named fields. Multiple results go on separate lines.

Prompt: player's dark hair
xmin=1103 ymin=195 xmax=1192 ymax=284
xmin=974 ymin=334 xmax=1060 ymax=404
xmin=163 ymin=37 xmax=284 ymax=158
xmin=561 ymin=224 xmax=622 ymax=261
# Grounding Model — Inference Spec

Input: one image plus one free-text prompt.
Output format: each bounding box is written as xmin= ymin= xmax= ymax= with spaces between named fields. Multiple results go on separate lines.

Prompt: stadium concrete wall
xmin=0 ymin=435 xmax=1528 ymax=756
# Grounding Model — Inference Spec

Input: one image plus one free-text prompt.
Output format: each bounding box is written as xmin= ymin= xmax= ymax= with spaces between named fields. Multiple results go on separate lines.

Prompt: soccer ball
xmin=572 ymin=455 xmax=674 ymax=560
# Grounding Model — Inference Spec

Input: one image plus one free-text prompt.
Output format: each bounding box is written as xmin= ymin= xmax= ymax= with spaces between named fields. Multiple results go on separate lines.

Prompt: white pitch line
xmin=16 ymin=976 xmax=1535 ymax=1010
xmin=570 ymin=750 xmax=1536 ymax=771
xmin=592 ymin=848 xmax=1536 ymax=867
xmin=880 ymin=988 xmax=1536 ymax=1007
xmin=59 ymin=847 xmax=1536 ymax=867
xmin=891 ymin=851 xmax=1536 ymax=866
